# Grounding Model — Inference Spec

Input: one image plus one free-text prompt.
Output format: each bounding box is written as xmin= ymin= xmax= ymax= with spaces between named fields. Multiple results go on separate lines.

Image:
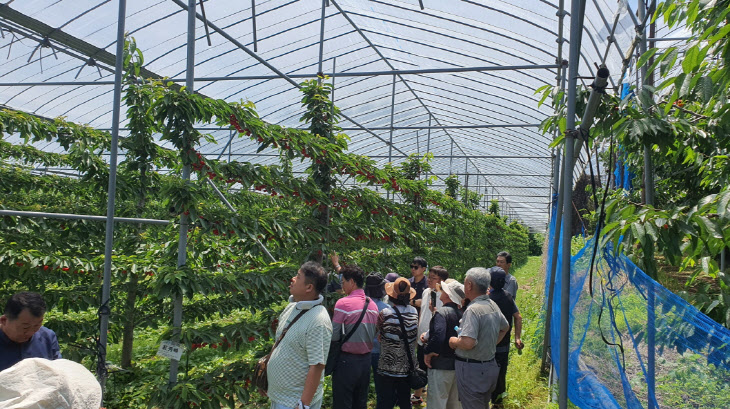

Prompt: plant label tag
xmin=156 ymin=340 xmax=184 ymax=360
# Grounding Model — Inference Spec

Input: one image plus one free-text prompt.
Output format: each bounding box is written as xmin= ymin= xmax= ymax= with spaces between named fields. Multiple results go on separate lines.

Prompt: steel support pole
xmin=169 ymin=0 xmax=196 ymax=387
xmin=317 ymin=0 xmax=326 ymax=77
xmin=542 ymin=147 xmax=563 ymax=373
xmin=449 ymin=140 xmax=454 ymax=174
xmin=542 ymin=0 xmax=568 ymax=370
xmin=0 ymin=66 xmax=562 ymax=86
xmin=96 ymin=124 xmax=540 ymax=132
xmin=98 ymin=0 xmax=126 ymax=393
xmin=0 ymin=210 xmax=169 ymax=225
xmin=559 ymin=1 xmax=586 ymax=407
xmin=426 ymin=116 xmax=432 ymax=153
xmin=388 ymin=74 xmax=396 ymax=200
xmin=638 ymin=2 xmax=656 ymax=408
xmin=197 ymin=154 xmax=551 ymax=160
xmin=464 ymin=160 xmax=469 ymax=202
xmin=331 ymin=57 xmax=337 ymax=106
xmin=640 ymin=1 xmax=655 ymax=207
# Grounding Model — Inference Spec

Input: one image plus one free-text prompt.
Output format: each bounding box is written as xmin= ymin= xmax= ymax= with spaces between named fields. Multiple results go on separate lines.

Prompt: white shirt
xmin=417 ymin=287 xmax=443 ymax=345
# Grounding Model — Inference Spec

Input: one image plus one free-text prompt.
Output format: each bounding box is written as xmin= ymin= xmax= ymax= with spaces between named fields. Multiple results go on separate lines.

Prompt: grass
xmin=365 ymin=255 xmax=558 ymax=409
xmin=501 ymin=255 xmax=558 ymax=409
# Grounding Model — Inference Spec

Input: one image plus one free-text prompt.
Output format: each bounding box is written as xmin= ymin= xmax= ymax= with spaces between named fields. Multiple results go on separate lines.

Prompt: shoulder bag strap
xmin=340 ymin=297 xmax=371 ymax=345
xmin=270 ymin=308 xmax=309 ymax=352
xmin=392 ymin=306 xmax=416 ymax=372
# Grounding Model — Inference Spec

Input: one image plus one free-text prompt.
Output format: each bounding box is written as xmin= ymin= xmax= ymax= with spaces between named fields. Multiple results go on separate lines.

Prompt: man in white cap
xmin=423 ymin=280 xmax=466 ymax=409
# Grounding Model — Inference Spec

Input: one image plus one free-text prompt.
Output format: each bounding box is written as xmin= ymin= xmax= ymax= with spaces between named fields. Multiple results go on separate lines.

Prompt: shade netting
xmin=545 ymin=197 xmax=730 ymax=408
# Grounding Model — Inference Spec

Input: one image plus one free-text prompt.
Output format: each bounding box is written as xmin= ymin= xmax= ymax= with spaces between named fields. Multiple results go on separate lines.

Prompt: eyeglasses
xmin=410 ymin=265 xmax=420 ymax=269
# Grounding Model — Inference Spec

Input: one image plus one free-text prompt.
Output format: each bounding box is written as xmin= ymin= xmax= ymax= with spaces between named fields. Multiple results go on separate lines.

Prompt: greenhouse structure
xmin=2 ymin=0 xmax=729 ymax=409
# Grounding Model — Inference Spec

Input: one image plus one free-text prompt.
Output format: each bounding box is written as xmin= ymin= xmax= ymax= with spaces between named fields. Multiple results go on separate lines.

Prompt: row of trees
xmin=0 ymin=37 xmax=530 ymax=408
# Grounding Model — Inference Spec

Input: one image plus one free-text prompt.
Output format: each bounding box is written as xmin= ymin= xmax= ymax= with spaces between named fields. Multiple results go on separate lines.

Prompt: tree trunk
xmin=120 ymin=271 xmax=139 ymax=368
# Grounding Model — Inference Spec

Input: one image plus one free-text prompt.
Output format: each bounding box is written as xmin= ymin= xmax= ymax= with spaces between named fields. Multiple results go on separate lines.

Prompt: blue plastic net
xmin=545 ymin=197 xmax=730 ymax=408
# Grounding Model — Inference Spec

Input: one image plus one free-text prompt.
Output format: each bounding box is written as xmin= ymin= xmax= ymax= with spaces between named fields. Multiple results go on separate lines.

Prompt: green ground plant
xmin=502 ymin=256 xmax=558 ymax=409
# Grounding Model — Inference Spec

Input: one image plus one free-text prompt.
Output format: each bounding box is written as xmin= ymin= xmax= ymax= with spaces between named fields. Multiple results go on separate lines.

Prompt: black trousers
xmin=333 ymin=352 xmax=372 ymax=409
xmin=491 ymin=350 xmax=510 ymax=404
xmin=375 ymin=374 xmax=412 ymax=409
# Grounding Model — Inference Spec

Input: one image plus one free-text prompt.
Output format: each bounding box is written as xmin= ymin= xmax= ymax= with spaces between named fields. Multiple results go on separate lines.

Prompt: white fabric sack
xmin=0 ymin=358 xmax=101 ymax=409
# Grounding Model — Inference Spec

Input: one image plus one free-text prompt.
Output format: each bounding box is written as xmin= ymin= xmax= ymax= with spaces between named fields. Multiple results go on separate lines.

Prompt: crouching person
xmin=268 ymin=262 xmax=332 ymax=409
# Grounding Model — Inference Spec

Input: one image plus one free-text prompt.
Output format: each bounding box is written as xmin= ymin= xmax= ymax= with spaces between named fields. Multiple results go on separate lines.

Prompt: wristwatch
xmin=297 ymin=399 xmax=310 ymax=409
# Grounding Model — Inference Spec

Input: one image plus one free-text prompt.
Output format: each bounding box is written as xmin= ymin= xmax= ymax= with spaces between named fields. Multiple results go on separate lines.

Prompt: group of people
xmin=0 ymin=252 xmax=523 ymax=409
xmin=265 ymin=252 xmax=523 ymax=409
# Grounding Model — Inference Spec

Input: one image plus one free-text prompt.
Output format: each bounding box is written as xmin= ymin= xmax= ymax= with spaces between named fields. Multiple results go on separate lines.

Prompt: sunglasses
xmin=410 ymin=265 xmax=420 ymax=269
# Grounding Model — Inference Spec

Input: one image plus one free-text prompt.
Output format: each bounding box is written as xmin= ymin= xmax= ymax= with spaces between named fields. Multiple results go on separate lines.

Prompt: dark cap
xmin=365 ymin=272 xmax=386 ymax=299
xmin=489 ymin=266 xmax=507 ymax=290
xmin=384 ymin=272 xmax=400 ymax=283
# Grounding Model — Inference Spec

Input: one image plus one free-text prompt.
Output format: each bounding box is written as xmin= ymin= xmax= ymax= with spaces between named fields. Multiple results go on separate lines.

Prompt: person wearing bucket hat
xmin=487 ymin=267 xmax=523 ymax=408
xmin=375 ymin=278 xmax=418 ymax=409
xmin=364 ymin=273 xmax=389 ymax=402
xmin=422 ymin=280 xmax=465 ymax=409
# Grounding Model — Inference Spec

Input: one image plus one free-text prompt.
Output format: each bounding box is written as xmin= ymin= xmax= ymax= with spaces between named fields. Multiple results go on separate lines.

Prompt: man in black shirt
xmin=408 ymin=257 xmax=428 ymax=309
xmin=423 ymin=280 xmax=465 ymax=409
xmin=487 ymin=267 xmax=523 ymax=408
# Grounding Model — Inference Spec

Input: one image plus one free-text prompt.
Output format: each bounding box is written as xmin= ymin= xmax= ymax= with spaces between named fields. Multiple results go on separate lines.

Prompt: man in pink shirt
xmin=331 ymin=265 xmax=380 ymax=409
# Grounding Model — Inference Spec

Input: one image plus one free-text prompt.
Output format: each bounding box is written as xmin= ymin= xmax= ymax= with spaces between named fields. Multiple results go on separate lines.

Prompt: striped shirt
xmin=377 ymin=303 xmax=418 ymax=377
xmin=267 ymin=297 xmax=332 ymax=409
xmin=332 ymin=289 xmax=379 ymax=354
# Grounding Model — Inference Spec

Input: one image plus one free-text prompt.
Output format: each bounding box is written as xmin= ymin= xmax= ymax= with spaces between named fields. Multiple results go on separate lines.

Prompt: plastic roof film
xmin=0 ymin=0 xmax=670 ymax=232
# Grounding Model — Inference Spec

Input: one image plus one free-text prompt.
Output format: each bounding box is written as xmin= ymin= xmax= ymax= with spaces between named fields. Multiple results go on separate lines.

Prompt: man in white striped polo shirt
xmin=267 ymin=262 xmax=332 ymax=409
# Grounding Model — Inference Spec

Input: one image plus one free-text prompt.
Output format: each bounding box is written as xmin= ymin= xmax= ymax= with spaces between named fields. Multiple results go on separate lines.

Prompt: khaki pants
xmin=454 ymin=360 xmax=500 ymax=409
xmin=427 ymin=368 xmax=462 ymax=409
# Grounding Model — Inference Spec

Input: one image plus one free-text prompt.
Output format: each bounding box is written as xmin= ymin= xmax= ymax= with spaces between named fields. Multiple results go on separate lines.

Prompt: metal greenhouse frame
xmin=0 ymin=0 xmax=689 ymax=408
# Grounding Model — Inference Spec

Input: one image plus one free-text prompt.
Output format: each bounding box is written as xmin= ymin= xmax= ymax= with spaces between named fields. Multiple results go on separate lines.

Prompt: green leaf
xmin=558 ymin=116 xmax=566 ymax=135
xmin=696 ymin=215 xmax=723 ymax=239
xmin=537 ymin=85 xmax=552 ymax=108
xmin=637 ymin=48 xmax=659 ymax=69
xmin=697 ymin=76 xmax=714 ymax=103
xmin=638 ymin=87 xmax=655 ymax=110
xmin=679 ymin=73 xmax=693 ymax=97
xmin=645 ymin=222 xmax=658 ymax=242
xmin=717 ymin=189 xmax=730 ymax=220
xmin=706 ymin=299 xmax=721 ymax=314
xmin=682 ymin=46 xmax=699 ymax=74
xmin=660 ymin=48 xmax=679 ymax=77
xmin=708 ymin=24 xmax=730 ymax=45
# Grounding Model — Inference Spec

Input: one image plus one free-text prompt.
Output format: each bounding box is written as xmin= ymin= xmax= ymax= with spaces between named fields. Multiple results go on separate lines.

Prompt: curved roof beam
xmin=330 ymin=0 xmax=512 ymax=196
